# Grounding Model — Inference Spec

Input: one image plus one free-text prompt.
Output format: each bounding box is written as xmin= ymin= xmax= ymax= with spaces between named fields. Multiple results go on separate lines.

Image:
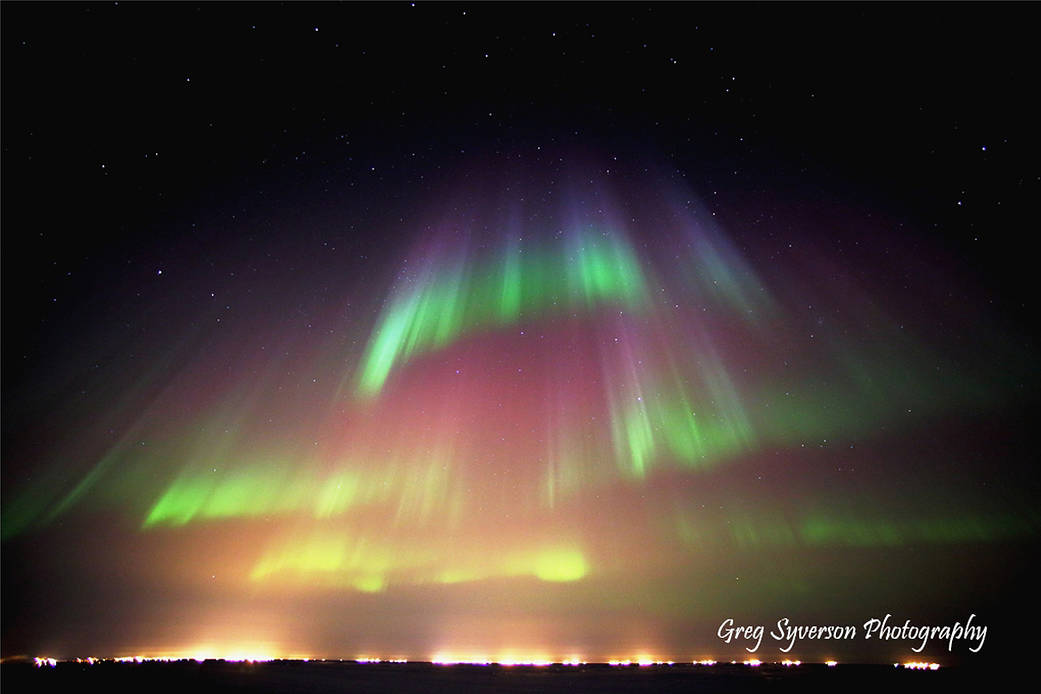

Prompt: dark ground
xmin=0 ymin=660 xmax=998 ymax=694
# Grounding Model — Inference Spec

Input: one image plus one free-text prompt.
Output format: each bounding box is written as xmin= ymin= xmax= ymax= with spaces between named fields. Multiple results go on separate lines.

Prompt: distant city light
xmin=24 ymin=653 xmax=942 ymax=671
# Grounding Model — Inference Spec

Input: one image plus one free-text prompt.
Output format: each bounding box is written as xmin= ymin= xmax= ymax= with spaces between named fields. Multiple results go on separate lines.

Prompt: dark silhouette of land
xmin=1 ymin=659 xmax=989 ymax=693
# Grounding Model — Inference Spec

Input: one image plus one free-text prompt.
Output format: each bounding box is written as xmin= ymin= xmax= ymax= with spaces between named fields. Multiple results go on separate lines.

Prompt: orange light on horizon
xmin=431 ymin=654 xmax=492 ymax=666
xmin=30 ymin=652 xmax=936 ymax=669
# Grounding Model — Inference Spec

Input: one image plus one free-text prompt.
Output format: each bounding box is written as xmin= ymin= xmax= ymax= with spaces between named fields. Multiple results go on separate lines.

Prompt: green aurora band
xmin=355 ymin=228 xmax=648 ymax=397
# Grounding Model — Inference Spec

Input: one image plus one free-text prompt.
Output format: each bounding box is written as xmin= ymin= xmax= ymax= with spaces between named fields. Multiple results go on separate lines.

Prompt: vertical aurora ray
xmin=498 ymin=234 xmax=522 ymax=323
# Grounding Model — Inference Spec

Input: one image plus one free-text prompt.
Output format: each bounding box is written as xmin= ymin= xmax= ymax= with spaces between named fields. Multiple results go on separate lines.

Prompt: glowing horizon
xmin=20 ymin=653 xmax=939 ymax=670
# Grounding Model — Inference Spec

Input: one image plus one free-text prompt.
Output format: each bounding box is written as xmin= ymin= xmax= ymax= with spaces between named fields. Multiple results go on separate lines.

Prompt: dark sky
xmin=3 ymin=2 xmax=1038 ymax=665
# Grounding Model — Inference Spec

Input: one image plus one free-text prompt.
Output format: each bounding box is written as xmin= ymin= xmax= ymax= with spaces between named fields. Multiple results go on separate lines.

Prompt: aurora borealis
xmin=3 ymin=2 xmax=1039 ymax=669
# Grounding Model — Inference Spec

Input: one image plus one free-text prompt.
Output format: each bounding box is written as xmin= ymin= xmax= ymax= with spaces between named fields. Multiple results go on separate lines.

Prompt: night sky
xmin=3 ymin=2 xmax=1039 ymax=666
